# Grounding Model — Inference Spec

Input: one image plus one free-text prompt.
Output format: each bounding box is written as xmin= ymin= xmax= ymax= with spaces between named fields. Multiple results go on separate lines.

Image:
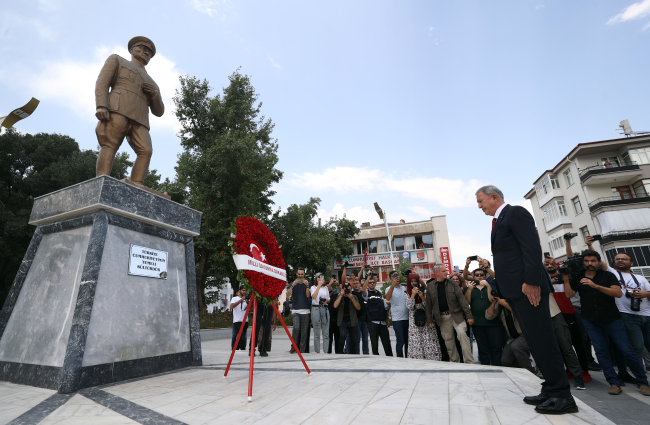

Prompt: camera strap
xmin=616 ymin=270 xmax=641 ymax=291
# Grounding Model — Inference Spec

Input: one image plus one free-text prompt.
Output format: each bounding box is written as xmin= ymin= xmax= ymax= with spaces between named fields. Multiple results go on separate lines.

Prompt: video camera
xmin=558 ymin=254 xmax=584 ymax=278
xmin=563 ymin=233 xmax=578 ymax=240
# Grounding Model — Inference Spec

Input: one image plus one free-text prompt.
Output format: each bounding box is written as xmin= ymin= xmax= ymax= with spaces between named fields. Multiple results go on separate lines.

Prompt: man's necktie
xmin=492 ymin=218 xmax=497 ymax=232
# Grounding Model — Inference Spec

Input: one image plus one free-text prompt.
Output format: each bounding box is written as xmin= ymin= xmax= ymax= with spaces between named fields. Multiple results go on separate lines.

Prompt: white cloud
xmin=287 ymin=167 xmax=486 ymax=208
xmin=317 ymin=203 xmax=377 ymax=226
xmin=269 ymin=56 xmax=282 ymax=69
xmin=23 ymin=46 xmax=181 ymax=133
xmin=190 ymin=0 xmax=229 ymax=17
xmin=607 ymin=0 xmax=650 ymax=25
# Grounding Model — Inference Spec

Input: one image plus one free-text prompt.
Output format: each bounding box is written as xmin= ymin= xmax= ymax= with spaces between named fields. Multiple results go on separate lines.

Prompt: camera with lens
xmin=245 ymin=292 xmax=252 ymax=301
xmin=319 ymin=297 xmax=328 ymax=305
xmin=341 ymin=260 xmax=351 ymax=268
xmin=343 ymin=282 xmax=351 ymax=295
xmin=626 ymin=290 xmax=642 ymax=312
xmin=364 ymin=264 xmax=371 ymax=269
xmin=490 ymin=289 xmax=498 ymax=297
xmin=402 ymin=269 xmax=412 ymax=277
xmin=563 ymin=232 xmax=578 ymax=240
xmin=558 ymin=254 xmax=584 ymax=278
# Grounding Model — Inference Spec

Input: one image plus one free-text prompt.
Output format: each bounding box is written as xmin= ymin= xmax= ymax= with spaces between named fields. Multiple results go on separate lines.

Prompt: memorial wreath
xmin=229 ymin=216 xmax=286 ymax=302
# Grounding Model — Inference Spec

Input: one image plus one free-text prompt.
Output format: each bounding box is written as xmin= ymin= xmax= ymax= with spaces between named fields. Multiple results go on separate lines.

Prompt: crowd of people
xmin=230 ymin=245 xmax=650 ymax=396
xmin=230 ymin=242 xmax=650 ymax=396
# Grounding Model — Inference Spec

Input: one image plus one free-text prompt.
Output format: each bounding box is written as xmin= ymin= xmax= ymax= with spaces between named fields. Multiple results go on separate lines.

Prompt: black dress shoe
xmin=523 ymin=392 xmax=549 ymax=405
xmin=260 ymin=351 xmax=268 ymax=357
xmin=535 ymin=397 xmax=579 ymax=415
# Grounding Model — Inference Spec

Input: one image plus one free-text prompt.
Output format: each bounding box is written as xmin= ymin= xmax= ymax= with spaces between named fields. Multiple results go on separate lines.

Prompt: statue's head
xmin=128 ymin=36 xmax=156 ymax=65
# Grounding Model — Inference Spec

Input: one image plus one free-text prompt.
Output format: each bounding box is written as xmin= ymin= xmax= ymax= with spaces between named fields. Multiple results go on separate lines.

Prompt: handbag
xmin=414 ymin=307 xmax=427 ymax=327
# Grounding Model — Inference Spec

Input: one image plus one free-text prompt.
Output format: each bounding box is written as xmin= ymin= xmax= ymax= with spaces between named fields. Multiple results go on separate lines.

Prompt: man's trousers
xmin=232 ymin=321 xmax=248 ymax=350
xmin=367 ymin=322 xmax=393 ymax=356
xmin=552 ymin=314 xmax=582 ymax=378
xmin=291 ymin=313 xmax=310 ymax=353
xmin=339 ymin=321 xmax=358 ymax=355
xmin=439 ymin=315 xmax=473 ymax=363
xmin=502 ymin=335 xmax=536 ymax=374
xmin=508 ymin=295 xmax=571 ymax=399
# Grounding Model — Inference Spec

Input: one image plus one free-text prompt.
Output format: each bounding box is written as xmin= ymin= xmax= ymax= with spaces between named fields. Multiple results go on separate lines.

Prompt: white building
xmin=524 ymin=133 xmax=650 ymax=276
xmin=334 ymin=216 xmax=453 ymax=281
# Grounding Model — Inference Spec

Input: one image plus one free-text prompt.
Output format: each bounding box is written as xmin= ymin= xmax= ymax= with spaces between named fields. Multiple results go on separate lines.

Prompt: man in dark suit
xmin=476 ymin=185 xmax=577 ymax=415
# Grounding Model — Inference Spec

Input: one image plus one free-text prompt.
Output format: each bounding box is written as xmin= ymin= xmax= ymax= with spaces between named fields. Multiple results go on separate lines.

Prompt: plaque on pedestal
xmin=0 ymin=176 xmax=202 ymax=393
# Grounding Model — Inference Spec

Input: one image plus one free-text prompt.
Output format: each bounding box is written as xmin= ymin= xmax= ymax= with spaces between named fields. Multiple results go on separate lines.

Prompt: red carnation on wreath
xmin=230 ymin=216 xmax=286 ymax=302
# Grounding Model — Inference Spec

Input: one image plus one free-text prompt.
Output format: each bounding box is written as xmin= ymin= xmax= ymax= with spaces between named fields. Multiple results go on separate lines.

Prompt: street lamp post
xmin=374 ymin=202 xmax=397 ymax=271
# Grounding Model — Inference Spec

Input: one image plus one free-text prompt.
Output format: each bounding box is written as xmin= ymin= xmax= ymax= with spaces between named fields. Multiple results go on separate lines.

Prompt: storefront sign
xmin=440 ymin=247 xmax=452 ymax=275
xmin=334 ymin=250 xmax=428 ymax=269
xmin=129 ymin=245 xmax=168 ymax=279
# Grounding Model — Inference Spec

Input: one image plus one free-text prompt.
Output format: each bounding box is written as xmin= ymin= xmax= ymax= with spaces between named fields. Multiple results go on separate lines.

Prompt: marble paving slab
xmin=0 ymin=330 xmax=644 ymax=424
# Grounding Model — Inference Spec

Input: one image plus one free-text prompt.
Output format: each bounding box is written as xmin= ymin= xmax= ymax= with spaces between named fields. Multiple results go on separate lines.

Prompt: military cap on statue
xmin=128 ymin=36 xmax=156 ymax=57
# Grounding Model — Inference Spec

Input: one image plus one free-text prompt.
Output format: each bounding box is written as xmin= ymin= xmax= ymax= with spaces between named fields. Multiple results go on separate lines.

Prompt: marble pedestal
xmin=0 ymin=176 xmax=203 ymax=393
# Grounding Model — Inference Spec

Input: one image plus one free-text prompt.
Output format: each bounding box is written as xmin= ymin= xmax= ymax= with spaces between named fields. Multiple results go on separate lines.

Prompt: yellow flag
xmin=0 ymin=98 xmax=40 ymax=129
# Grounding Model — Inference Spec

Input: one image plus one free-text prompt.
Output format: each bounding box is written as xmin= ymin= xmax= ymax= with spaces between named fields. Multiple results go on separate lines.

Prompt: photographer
xmin=310 ymin=274 xmax=331 ymax=353
xmin=597 ymin=248 xmax=650 ymax=374
xmin=486 ymin=296 xmax=536 ymax=374
xmin=334 ymin=271 xmax=362 ymax=355
xmin=344 ymin=273 xmax=370 ymax=354
xmin=464 ymin=275 xmax=502 ymax=366
xmin=362 ymin=273 xmax=393 ymax=356
xmin=546 ymin=256 xmax=591 ymax=384
xmin=463 ymin=256 xmax=495 ymax=285
xmin=328 ymin=278 xmax=342 ymax=354
xmin=230 ymin=286 xmax=249 ymax=350
xmin=563 ymin=250 xmax=650 ymax=396
xmin=286 ymin=267 xmax=311 ymax=354
xmin=406 ymin=274 xmax=441 ymax=360
xmin=386 ymin=270 xmax=410 ymax=357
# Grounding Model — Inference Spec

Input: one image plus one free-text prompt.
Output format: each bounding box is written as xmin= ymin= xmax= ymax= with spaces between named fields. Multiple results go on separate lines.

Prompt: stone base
xmin=0 ymin=176 xmax=202 ymax=393
xmin=121 ymin=176 xmax=171 ymax=200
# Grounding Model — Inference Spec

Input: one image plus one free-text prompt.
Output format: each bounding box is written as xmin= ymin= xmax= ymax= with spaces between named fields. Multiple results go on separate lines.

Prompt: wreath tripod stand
xmin=223 ymin=293 xmax=310 ymax=401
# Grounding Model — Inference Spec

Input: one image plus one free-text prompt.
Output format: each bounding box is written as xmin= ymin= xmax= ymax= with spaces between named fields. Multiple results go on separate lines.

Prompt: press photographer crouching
xmin=562 ymin=250 xmax=650 ymax=396
xmin=485 ymin=294 xmax=535 ymax=374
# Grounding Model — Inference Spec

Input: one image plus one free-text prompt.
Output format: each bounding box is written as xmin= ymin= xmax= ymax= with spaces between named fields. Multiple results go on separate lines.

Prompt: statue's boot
xmin=128 ymin=154 xmax=151 ymax=188
xmin=96 ymin=147 xmax=116 ymax=177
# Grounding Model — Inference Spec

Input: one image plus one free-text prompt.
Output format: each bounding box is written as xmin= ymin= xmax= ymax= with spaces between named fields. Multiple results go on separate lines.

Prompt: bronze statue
xmin=95 ymin=36 xmax=169 ymax=198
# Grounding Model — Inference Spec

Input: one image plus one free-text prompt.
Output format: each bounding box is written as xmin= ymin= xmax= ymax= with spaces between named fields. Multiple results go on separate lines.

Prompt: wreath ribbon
xmin=233 ymin=254 xmax=287 ymax=281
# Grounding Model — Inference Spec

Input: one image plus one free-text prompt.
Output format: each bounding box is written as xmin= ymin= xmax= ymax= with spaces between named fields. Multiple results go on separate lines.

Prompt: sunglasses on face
xmin=475 ymin=274 xmax=485 ymax=278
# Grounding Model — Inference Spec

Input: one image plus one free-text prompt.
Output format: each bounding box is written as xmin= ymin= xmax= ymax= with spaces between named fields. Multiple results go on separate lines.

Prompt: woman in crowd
xmin=464 ymin=271 xmax=503 ymax=365
xmin=406 ymin=273 xmax=441 ymax=360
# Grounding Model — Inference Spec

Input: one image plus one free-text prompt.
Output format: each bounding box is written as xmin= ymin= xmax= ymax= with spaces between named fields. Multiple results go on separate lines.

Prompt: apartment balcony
xmin=588 ymin=193 xmax=650 ymax=213
xmin=579 ymin=161 xmax=642 ymax=185
xmin=600 ymin=229 xmax=650 ymax=246
xmin=543 ymin=215 xmax=572 ymax=233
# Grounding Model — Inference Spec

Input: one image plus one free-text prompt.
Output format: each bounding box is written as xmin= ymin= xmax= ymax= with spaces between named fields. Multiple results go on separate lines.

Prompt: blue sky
xmin=3 ymin=0 xmax=650 ymax=267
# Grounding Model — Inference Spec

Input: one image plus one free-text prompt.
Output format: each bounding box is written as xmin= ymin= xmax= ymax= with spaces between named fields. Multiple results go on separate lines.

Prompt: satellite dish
xmin=617 ymin=119 xmax=650 ymax=137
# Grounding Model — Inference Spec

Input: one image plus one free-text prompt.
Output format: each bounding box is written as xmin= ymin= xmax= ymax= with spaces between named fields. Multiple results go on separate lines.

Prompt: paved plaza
xmin=2 ymin=328 xmax=650 ymax=425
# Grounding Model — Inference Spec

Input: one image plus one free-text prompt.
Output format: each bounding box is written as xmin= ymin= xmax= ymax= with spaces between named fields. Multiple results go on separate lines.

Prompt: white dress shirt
xmin=494 ymin=203 xmax=508 ymax=220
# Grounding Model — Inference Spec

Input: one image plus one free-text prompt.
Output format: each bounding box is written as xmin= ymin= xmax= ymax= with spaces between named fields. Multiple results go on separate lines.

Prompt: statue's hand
xmin=142 ymin=83 xmax=158 ymax=99
xmin=95 ymin=107 xmax=110 ymax=122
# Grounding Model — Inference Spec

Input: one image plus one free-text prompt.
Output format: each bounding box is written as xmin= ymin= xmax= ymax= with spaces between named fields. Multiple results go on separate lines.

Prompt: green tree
xmin=173 ymin=70 xmax=283 ymax=309
xmin=265 ymin=197 xmax=359 ymax=283
xmin=0 ymin=129 xmax=132 ymax=306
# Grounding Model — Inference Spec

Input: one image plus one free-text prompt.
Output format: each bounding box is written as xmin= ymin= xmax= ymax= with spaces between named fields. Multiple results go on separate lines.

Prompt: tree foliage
xmin=0 ymin=129 xmax=132 ymax=306
xmin=173 ymin=70 xmax=283 ymax=308
xmin=265 ymin=197 xmax=359 ymax=283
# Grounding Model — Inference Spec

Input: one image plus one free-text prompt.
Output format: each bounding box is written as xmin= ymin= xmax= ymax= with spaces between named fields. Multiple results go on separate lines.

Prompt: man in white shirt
xmin=230 ymin=286 xmax=249 ymax=350
xmin=310 ymin=274 xmax=331 ymax=353
xmin=599 ymin=252 xmax=650 ymax=365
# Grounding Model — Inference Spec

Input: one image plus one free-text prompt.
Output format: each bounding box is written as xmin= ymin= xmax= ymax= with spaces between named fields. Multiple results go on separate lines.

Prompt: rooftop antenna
xmin=617 ymin=119 xmax=650 ymax=137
